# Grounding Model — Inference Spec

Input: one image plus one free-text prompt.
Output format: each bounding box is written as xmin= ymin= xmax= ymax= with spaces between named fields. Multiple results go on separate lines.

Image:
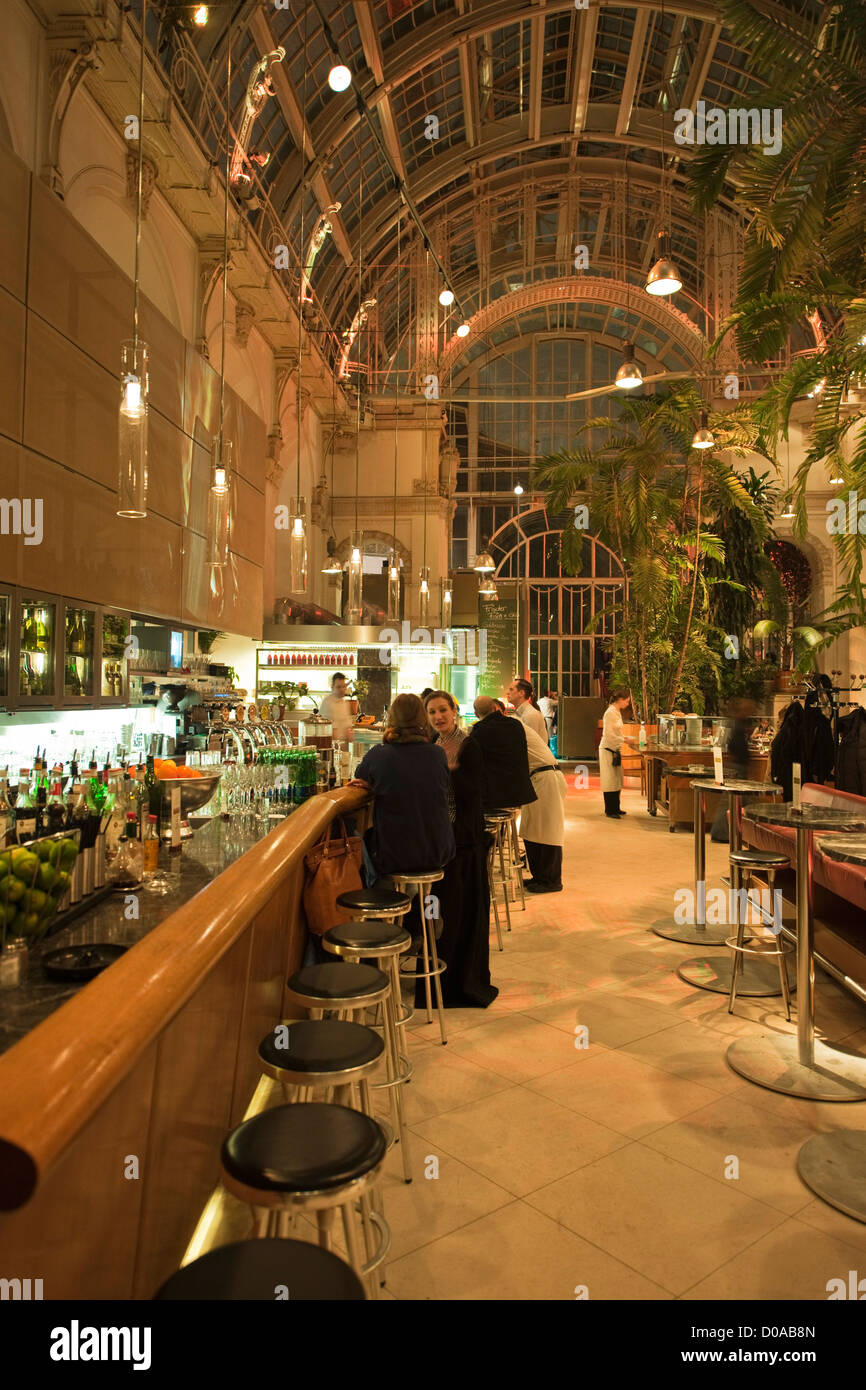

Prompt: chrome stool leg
xmin=497 ymin=823 xmax=513 ymax=933
xmin=488 ymin=839 xmax=504 ymax=951
xmin=510 ymin=813 xmax=526 ymax=910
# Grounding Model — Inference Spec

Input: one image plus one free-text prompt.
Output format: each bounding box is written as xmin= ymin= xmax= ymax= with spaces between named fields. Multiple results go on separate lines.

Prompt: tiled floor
xmin=371 ymin=785 xmax=866 ymax=1300
xmin=191 ymin=784 xmax=866 ymax=1299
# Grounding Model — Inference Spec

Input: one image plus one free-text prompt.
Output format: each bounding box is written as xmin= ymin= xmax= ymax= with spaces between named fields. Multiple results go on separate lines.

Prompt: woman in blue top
xmin=351 ymin=692 xmax=455 ymax=879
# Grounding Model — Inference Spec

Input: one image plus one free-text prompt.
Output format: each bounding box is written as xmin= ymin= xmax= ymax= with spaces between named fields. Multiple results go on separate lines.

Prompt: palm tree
xmin=533 ymin=383 xmax=769 ymax=718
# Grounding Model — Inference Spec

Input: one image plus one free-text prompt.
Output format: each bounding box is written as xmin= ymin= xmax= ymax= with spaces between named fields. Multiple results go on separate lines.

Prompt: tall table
xmin=652 ymin=770 xmax=728 ymax=944
xmin=675 ymin=779 xmax=787 ymax=995
xmin=796 ymin=835 xmax=866 ymax=1219
xmin=726 ymin=806 xmax=866 ymax=1100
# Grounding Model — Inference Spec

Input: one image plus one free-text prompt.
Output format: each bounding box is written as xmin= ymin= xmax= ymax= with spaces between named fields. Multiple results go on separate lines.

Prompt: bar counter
xmin=0 ymin=785 xmax=368 ymax=1299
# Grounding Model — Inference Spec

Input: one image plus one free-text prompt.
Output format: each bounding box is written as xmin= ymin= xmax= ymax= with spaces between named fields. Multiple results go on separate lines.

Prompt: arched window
xmin=488 ymin=508 xmax=624 ymax=697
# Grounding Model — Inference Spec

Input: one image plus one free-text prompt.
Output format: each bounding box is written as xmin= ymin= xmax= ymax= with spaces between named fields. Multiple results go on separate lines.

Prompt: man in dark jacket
xmin=470 ymin=696 xmax=536 ymax=812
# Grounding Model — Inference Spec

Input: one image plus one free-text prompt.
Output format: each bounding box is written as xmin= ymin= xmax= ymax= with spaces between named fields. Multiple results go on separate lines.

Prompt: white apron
xmin=599 ymin=706 xmax=625 ymax=793
xmin=520 ymin=768 xmax=567 ymax=846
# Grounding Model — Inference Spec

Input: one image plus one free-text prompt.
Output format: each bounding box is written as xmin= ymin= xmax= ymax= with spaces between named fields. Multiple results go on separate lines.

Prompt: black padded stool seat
xmin=259 ymin=1019 xmax=384 ymax=1073
xmin=336 ymin=887 xmax=411 ymax=913
xmin=154 ymin=1238 xmax=365 ymax=1301
xmin=729 ymin=849 xmax=790 ymax=867
xmin=325 ymin=920 xmax=411 ymax=951
xmin=287 ymin=961 xmax=388 ymax=1000
xmin=222 ymin=1103 xmax=387 ymax=1194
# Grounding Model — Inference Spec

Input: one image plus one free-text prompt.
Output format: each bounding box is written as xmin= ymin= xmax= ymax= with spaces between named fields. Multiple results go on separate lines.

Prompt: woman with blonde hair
xmin=350 ymin=693 xmax=455 ymax=880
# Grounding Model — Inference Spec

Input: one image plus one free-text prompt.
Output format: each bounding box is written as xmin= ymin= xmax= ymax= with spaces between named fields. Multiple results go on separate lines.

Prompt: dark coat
xmin=354 ymin=741 xmax=455 ymax=876
xmin=770 ymin=697 xmax=835 ymax=799
xmin=837 ymin=707 xmax=866 ymax=795
xmin=469 ymin=711 xmax=536 ymax=812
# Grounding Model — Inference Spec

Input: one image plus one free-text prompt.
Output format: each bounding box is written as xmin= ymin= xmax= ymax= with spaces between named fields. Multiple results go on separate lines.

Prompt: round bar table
xmin=676 ymin=780 xmax=788 ymax=994
xmin=796 ymin=835 xmax=866 ymax=1217
xmin=726 ymin=806 xmax=866 ymax=1099
xmin=652 ymin=769 xmax=729 ymax=944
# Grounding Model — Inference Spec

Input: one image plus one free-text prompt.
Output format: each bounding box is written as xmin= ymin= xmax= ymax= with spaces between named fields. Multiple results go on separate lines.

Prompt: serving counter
xmin=0 ymin=785 xmax=368 ymax=1299
xmin=640 ymin=743 xmax=771 ymax=828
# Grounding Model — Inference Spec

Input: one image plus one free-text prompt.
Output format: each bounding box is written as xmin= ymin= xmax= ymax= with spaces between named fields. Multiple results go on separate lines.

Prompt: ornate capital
xmin=265 ymin=426 xmax=284 ymax=486
xmin=125 ymin=149 xmax=158 ymax=218
xmin=234 ymin=299 xmax=256 ymax=348
xmin=43 ymin=25 xmax=102 ymax=196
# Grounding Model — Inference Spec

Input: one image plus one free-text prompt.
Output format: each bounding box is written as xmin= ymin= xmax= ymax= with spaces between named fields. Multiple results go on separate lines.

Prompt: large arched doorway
xmin=488 ymin=507 xmax=624 ymax=696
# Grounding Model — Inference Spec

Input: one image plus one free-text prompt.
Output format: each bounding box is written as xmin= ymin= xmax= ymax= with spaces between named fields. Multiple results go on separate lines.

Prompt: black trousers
xmin=603 ymin=791 xmax=621 ymax=816
xmin=524 ymin=839 xmax=562 ymax=888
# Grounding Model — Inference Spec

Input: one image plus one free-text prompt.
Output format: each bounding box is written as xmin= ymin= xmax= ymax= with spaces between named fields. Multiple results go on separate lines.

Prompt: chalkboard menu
xmin=477 ymin=581 xmax=517 ymax=699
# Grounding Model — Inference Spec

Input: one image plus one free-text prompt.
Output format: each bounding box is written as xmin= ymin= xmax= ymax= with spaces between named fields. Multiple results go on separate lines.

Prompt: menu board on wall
xmin=477 ymin=581 xmax=517 ymax=699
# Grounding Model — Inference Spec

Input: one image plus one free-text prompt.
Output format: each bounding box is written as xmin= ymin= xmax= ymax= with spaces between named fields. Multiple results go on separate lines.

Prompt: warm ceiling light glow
xmin=439 ymin=288 xmax=455 ymax=306
xmin=121 ymin=376 xmax=144 ymax=419
xmin=780 ymin=498 xmax=796 ymax=519
xmin=645 ymin=234 xmax=682 ymax=297
xmin=828 ymin=469 xmax=844 ymax=485
xmin=456 ymin=322 xmax=470 ymax=338
xmin=614 ymin=343 xmax=643 ymax=390
xmin=328 ymin=64 xmax=352 ymax=92
xmin=478 ymin=575 xmax=498 ymax=598
xmin=514 ymin=483 xmax=524 ymax=495
xmin=192 ymin=4 xmax=208 ymax=25
xmin=807 ymin=379 xmax=826 ymax=398
xmin=691 ymin=410 xmax=715 ymax=449
xmin=473 ymin=549 xmax=496 ymax=574
xmin=211 ymin=465 xmax=228 ymax=495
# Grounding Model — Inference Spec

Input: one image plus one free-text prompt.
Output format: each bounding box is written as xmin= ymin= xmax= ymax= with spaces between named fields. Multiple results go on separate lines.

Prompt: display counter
xmin=640 ymin=741 xmax=771 ymax=828
xmin=0 ymin=785 xmax=369 ymax=1298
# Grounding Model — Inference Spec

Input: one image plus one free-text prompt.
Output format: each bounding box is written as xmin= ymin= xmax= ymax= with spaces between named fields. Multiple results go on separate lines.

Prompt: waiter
xmin=319 ymin=671 xmax=354 ymax=744
xmin=470 ymin=696 xmax=536 ymax=812
xmin=506 ymin=678 xmax=549 ymax=742
xmin=497 ymin=701 xmax=566 ymax=893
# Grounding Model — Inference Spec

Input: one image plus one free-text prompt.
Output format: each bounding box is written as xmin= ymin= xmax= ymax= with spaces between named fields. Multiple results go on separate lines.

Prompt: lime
xmin=0 ymin=855 xmax=9 ymax=878
xmin=12 ymin=850 xmax=39 ymax=882
xmin=59 ymin=839 xmax=78 ymax=868
xmin=37 ymin=863 xmax=57 ymax=893
xmin=48 ymin=841 xmax=63 ymax=866
xmin=23 ymin=888 xmax=48 ymax=912
xmin=36 ymin=840 xmax=53 ymax=862
xmin=52 ymin=870 xmax=71 ymax=896
xmin=0 ymin=902 xmax=16 ymax=928
xmin=5 ymin=877 xmax=26 ymax=903
xmin=20 ymin=912 xmax=41 ymax=935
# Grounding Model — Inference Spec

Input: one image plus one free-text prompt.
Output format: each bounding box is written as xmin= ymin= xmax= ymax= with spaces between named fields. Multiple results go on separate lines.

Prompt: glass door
xmin=62 ymin=602 xmax=98 ymax=703
xmin=100 ymin=610 xmax=130 ymax=705
xmin=17 ymin=593 xmax=59 ymax=705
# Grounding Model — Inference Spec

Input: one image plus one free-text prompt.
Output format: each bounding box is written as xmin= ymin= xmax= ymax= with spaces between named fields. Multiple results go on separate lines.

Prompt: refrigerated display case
xmin=16 ymin=592 xmax=59 ymax=705
xmin=62 ymin=601 xmax=98 ymax=703
xmin=100 ymin=610 xmax=130 ymax=705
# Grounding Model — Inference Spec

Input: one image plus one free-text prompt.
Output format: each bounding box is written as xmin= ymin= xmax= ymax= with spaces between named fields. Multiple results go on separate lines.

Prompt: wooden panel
xmin=224 ymin=388 xmax=267 ymax=492
xmin=183 ymin=342 xmax=220 ymax=445
xmin=230 ymin=472 xmax=267 ymax=566
xmin=0 ymin=437 xmax=23 ymax=586
xmin=181 ymin=531 xmax=263 ymax=637
xmin=140 ymin=299 xmax=185 ymax=432
xmin=0 ymin=142 xmax=29 ymax=302
xmin=28 ymin=178 xmax=133 ymax=377
xmin=0 ymin=288 xmax=25 ymax=444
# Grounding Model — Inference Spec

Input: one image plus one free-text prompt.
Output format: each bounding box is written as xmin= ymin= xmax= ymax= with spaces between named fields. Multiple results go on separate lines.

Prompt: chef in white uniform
xmin=500 ymin=702 xmax=567 ymax=893
xmin=319 ymin=672 xmax=354 ymax=744
xmin=600 ymin=688 xmax=633 ymax=818
xmin=506 ymin=678 xmax=549 ymax=743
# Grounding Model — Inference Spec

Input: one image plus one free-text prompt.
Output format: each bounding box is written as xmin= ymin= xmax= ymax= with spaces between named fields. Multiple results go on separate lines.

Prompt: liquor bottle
xmin=34 ymin=609 xmax=48 ymax=651
xmin=45 ymin=778 xmax=66 ymax=835
xmin=0 ymin=775 xmax=12 ymax=849
xmin=35 ymin=759 xmax=48 ymax=834
xmin=14 ymin=769 xmax=37 ymax=843
xmin=144 ymin=754 xmax=161 ymax=826
xmin=143 ymin=814 xmax=160 ymax=875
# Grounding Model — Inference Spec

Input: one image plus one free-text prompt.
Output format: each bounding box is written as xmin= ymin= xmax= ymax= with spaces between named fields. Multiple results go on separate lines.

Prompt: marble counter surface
xmin=0 ymin=810 xmax=296 ymax=1058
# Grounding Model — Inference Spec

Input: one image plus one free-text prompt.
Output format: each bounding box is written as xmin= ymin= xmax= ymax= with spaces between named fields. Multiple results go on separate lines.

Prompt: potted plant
xmin=347 ymin=677 xmax=369 ymax=715
xmin=196 ymin=629 xmax=225 ymax=655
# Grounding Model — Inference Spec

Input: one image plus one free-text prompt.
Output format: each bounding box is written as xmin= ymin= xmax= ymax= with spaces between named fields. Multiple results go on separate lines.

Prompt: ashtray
xmin=42 ymin=943 xmax=128 ymax=981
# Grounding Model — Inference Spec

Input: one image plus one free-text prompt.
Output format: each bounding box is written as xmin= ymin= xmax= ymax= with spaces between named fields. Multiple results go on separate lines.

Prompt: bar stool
xmin=500 ymin=807 xmax=527 ymax=911
xmin=321 ymin=922 xmax=415 ymax=1183
xmin=154 ymin=1238 xmax=366 ymax=1300
xmin=336 ymin=888 xmax=414 ymax=1024
xmin=220 ymin=1102 xmax=389 ymax=1299
xmin=485 ymin=812 xmax=514 ymax=937
xmin=726 ymin=848 xmax=793 ymax=1018
xmin=389 ymin=870 xmax=447 ymax=1045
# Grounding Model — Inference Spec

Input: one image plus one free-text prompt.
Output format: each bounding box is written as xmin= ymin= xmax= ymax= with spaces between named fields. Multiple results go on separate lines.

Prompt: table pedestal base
xmin=651 ymin=919 xmax=730 ymax=945
xmin=726 ymin=1034 xmax=866 ymax=1100
xmin=677 ymin=954 xmax=791 ymax=996
xmin=797 ymin=1132 xmax=866 ymax=1222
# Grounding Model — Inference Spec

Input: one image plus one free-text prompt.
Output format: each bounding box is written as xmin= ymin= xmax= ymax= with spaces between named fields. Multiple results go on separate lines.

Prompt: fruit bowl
xmin=157 ymin=770 xmax=222 ymax=816
xmin=0 ymin=830 xmax=81 ymax=952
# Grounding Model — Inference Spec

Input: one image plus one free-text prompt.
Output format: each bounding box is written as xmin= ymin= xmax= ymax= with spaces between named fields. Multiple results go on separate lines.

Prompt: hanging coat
xmin=837 ymin=707 xmax=866 ymax=794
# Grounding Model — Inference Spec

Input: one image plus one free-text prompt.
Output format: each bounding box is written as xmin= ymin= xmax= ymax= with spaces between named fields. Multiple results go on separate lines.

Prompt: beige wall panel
xmin=130 ymin=933 xmax=252 ymax=1299
xmin=181 ymin=529 xmax=262 ymax=636
xmin=0 ymin=287 xmax=25 ymax=443
xmin=0 ymin=142 xmax=29 ymax=301
xmin=0 ymin=437 xmax=23 ymax=585
xmin=23 ymin=314 xmax=116 ymax=489
xmin=224 ymin=389 xmax=267 ymax=493
xmin=28 ymin=179 xmax=133 ymax=377
xmin=140 ymin=299 xmax=185 ymax=432
xmin=185 ymin=436 xmax=212 ymax=540
xmin=20 ymin=451 xmax=184 ymax=617
xmin=230 ymin=471 xmax=267 ymax=567
xmin=0 ymin=1044 xmax=157 ymax=1299
xmin=147 ymin=407 xmax=188 ymax=528
xmin=183 ymin=341 xmax=220 ymax=446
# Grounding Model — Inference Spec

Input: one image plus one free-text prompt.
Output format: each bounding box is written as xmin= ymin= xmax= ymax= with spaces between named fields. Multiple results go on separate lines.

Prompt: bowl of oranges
xmin=153 ymin=758 xmax=222 ymax=815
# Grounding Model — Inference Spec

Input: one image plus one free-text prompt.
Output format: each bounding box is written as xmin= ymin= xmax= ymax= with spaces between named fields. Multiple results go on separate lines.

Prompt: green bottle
xmin=144 ymin=754 xmax=161 ymax=828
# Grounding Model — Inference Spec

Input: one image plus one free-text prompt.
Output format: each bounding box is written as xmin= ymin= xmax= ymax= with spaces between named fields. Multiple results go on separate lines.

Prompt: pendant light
xmin=613 ymin=155 xmax=642 ymax=391
xmin=117 ymin=0 xmax=149 ymax=519
xmin=456 ymin=322 xmax=470 ymax=338
xmin=478 ymin=573 xmax=498 ymax=599
xmin=438 ymin=287 xmax=454 ymax=306
xmin=322 ymin=537 xmax=342 ymax=575
xmin=322 ymin=375 xmax=342 ymax=576
xmin=387 ymin=214 xmax=403 ymax=622
xmin=328 ymin=64 xmax=351 ymax=92
xmin=343 ymin=161 xmax=365 ymax=625
xmin=780 ymin=439 xmax=796 ymax=519
xmin=691 ymin=409 xmax=715 ymax=449
xmin=209 ymin=16 xmax=234 ymax=569
xmin=474 ymin=541 xmax=496 ymax=573
xmin=828 ymin=463 xmax=844 ymax=486
xmin=645 ymin=1 xmax=682 ymax=297
xmin=441 ymin=576 xmax=453 ymax=629
xmin=418 ymin=247 xmax=432 ymax=629
xmin=289 ymin=8 xmax=311 ymax=594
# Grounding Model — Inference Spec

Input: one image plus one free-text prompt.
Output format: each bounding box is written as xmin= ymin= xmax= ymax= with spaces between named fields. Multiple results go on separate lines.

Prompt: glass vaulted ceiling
xmin=153 ymin=0 xmax=824 ymax=389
